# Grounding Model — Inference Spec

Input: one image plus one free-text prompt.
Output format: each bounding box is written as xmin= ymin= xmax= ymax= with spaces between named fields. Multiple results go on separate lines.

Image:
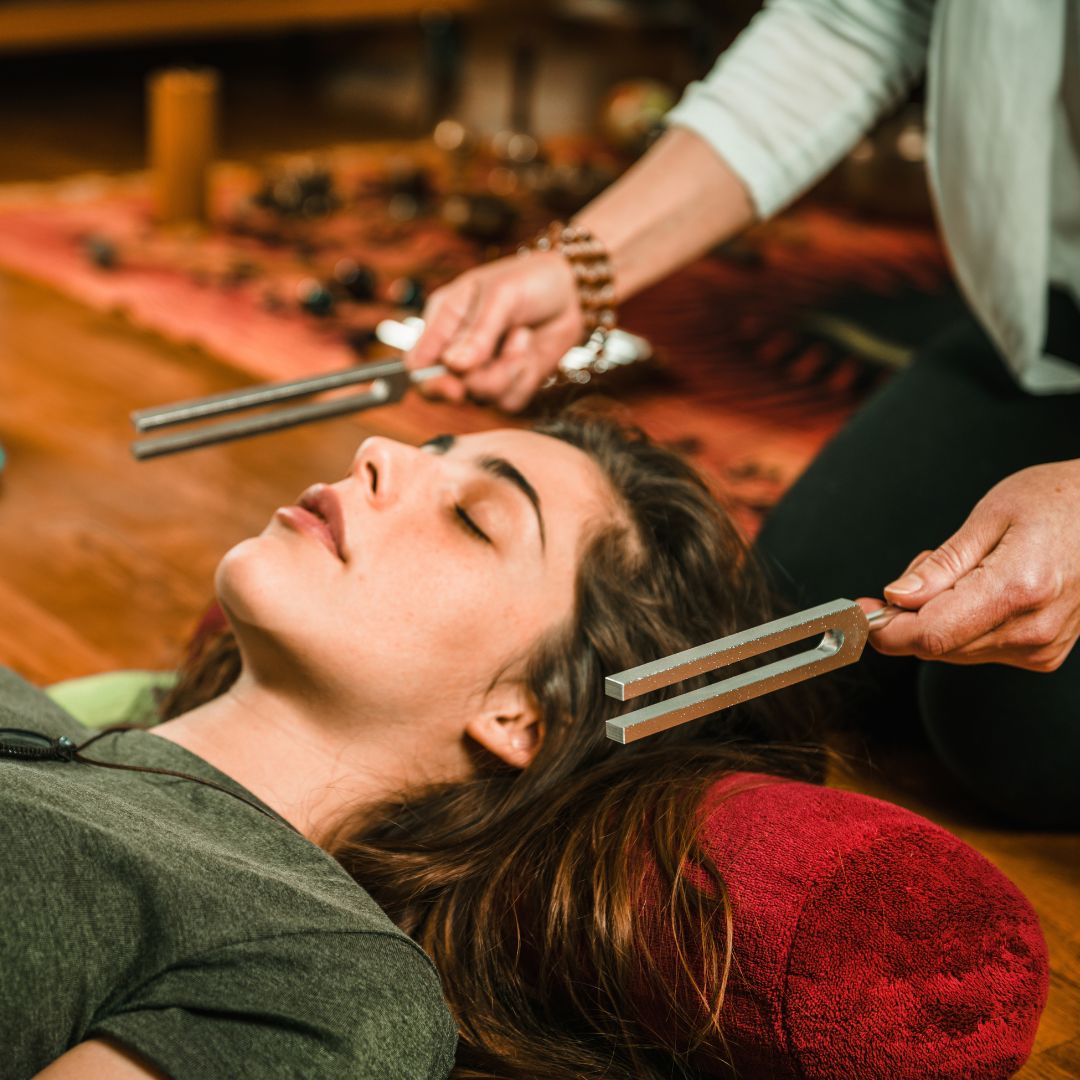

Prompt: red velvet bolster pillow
xmin=636 ymin=773 xmax=1048 ymax=1079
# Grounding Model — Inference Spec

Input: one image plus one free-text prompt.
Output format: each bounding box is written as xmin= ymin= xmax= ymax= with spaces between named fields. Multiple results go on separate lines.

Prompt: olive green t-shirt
xmin=0 ymin=667 xmax=457 ymax=1079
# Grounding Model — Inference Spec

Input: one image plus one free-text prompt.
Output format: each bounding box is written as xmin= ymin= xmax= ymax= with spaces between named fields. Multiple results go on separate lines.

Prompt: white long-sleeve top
xmin=666 ymin=0 xmax=1080 ymax=394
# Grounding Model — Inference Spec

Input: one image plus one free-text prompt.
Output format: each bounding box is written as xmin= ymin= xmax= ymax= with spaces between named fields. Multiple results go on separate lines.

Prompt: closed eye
xmin=455 ymin=504 xmax=492 ymax=545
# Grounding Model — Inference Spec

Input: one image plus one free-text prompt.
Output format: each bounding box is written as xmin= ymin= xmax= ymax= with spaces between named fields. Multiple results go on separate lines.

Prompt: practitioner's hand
xmin=404 ymin=250 xmax=584 ymax=412
xmin=862 ymin=459 xmax=1080 ymax=671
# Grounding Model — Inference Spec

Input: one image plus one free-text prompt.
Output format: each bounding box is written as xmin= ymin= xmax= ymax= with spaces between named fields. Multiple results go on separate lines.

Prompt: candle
xmin=148 ymin=67 xmax=219 ymax=225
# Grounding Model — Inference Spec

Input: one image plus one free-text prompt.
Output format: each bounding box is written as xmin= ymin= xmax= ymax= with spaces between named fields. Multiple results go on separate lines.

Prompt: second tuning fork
xmin=604 ymin=601 xmax=902 ymax=743
xmin=130 ymin=318 xmax=653 ymax=460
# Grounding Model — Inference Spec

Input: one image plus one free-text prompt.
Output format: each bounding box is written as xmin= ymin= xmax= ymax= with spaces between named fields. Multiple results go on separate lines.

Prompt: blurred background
xmin=0 ymin=0 xmax=929 ymax=217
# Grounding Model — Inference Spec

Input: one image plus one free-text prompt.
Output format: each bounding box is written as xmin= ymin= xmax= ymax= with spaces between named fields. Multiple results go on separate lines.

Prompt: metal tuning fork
xmin=130 ymin=317 xmax=654 ymax=460
xmin=604 ymin=601 xmax=901 ymax=744
xmin=130 ymin=355 xmax=436 ymax=460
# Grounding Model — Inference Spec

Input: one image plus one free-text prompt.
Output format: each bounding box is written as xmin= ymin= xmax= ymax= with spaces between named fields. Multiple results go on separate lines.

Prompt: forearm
xmin=573 ymin=126 xmax=755 ymax=304
xmin=575 ymin=0 xmax=934 ymax=305
xmin=667 ymin=0 xmax=933 ymax=220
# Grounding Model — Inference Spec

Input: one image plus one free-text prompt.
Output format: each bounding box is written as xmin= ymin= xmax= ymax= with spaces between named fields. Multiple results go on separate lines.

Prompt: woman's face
xmin=216 ymin=429 xmax=613 ymax=750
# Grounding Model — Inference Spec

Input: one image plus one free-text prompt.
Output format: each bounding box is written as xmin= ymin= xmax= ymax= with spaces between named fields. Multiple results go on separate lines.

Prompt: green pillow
xmin=46 ymin=671 xmax=176 ymax=731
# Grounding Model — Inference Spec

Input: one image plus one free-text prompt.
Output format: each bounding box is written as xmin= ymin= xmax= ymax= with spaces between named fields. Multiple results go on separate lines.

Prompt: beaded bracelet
xmin=520 ymin=221 xmax=617 ymax=336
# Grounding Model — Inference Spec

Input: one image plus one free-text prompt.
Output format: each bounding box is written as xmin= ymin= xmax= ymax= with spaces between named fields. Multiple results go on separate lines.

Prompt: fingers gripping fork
xmin=604 ymin=599 xmax=883 ymax=744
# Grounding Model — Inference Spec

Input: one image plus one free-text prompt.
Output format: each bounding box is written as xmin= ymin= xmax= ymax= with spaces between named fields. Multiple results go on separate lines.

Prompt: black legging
xmin=755 ymin=288 xmax=1080 ymax=829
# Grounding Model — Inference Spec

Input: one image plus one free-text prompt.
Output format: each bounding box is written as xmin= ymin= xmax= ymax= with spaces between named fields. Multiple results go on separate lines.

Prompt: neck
xmin=152 ymin=670 xmax=461 ymax=844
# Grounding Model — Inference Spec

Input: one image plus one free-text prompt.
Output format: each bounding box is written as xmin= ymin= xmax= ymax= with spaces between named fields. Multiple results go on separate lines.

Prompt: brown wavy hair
xmin=161 ymin=408 xmax=824 ymax=1078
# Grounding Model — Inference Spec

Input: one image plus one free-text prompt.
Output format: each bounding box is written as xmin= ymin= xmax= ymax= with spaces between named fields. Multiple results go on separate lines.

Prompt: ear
xmin=465 ymin=683 xmax=543 ymax=769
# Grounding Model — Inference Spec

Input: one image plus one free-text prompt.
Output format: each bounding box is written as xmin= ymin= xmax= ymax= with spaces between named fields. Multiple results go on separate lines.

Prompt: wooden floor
xmin=0 ymin=62 xmax=1077 ymax=1079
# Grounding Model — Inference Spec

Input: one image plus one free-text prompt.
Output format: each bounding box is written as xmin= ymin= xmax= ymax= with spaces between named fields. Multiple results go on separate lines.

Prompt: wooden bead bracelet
xmin=520 ymin=221 xmax=617 ymax=336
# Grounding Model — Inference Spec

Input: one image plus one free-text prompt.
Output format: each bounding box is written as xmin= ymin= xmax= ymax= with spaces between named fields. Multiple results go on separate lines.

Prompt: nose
xmin=350 ymin=436 xmax=428 ymax=506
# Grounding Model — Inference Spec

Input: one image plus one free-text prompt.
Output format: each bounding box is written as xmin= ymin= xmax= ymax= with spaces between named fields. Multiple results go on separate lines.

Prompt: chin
xmin=213 ymin=532 xmax=399 ymax=700
xmin=213 ymin=537 xmax=338 ymax=681
xmin=214 ymin=536 xmax=291 ymax=632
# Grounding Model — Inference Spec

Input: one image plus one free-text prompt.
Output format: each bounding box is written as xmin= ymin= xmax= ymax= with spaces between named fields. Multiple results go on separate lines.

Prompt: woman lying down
xmin=0 ymin=412 xmax=1025 ymax=1079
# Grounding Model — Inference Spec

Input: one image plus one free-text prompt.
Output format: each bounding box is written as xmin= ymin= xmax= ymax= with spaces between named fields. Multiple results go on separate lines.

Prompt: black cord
xmin=0 ymin=729 xmax=77 ymax=761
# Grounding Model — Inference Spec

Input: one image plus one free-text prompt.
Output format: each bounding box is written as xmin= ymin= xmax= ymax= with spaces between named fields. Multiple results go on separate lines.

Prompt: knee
xmin=755 ymin=491 xmax=854 ymax=608
xmin=918 ymin=661 xmax=1080 ymax=829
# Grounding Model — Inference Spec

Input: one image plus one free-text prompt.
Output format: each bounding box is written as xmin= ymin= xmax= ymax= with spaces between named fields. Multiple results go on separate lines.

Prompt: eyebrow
xmin=423 ymin=434 xmax=546 ymax=551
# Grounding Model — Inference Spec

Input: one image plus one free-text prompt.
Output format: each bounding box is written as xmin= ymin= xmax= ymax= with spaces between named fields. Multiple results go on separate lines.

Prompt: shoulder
xmin=0 ymin=665 xmax=82 ymax=737
xmin=89 ymin=930 xmax=456 ymax=1080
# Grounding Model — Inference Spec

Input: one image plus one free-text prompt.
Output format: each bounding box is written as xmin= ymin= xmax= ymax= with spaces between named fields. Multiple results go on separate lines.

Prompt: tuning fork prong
xmin=604 ymin=599 xmax=885 ymax=744
xmin=129 ymin=361 xmax=436 ymax=460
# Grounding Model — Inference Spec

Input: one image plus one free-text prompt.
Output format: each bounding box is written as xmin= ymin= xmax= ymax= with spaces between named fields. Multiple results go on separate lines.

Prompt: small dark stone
xmin=301 ymin=193 xmax=333 ymax=218
xmin=222 ymin=260 xmax=259 ymax=288
xmin=255 ymin=165 xmax=339 ymax=218
xmin=344 ymin=327 xmax=378 ymax=355
xmin=387 ymin=276 xmax=425 ymax=310
xmin=334 ymin=259 xmax=377 ymax=302
xmin=85 ymin=235 xmax=117 ymax=270
xmin=387 ymin=162 xmax=434 ymax=204
xmin=441 ymin=193 xmax=517 ymax=243
xmin=298 ymin=280 xmax=335 ymax=317
xmin=294 ymin=238 xmax=319 ymax=264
